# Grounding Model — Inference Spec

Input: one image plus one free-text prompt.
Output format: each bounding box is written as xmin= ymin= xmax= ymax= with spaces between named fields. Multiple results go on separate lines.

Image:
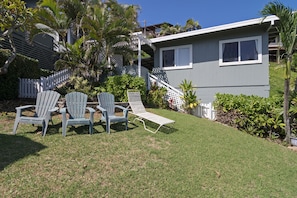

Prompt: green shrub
xmin=0 ymin=49 xmax=40 ymax=100
xmin=214 ymin=93 xmax=284 ymax=138
xmin=103 ymin=74 xmax=146 ymax=102
xmin=147 ymin=83 xmax=168 ymax=108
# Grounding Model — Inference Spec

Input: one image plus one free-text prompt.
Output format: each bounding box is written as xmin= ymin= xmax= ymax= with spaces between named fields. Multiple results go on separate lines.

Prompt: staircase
xmin=148 ymin=73 xmax=184 ymax=111
xmin=148 ymin=73 xmax=216 ymax=120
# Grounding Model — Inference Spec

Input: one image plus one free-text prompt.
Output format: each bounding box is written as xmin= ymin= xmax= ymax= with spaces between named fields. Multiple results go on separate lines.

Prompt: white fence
xmin=19 ymin=69 xmax=71 ymax=98
xmin=195 ymin=102 xmax=216 ymax=120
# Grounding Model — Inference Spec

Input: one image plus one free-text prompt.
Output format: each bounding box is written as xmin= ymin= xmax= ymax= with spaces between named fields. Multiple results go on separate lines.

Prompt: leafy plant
xmin=104 ymin=74 xmax=146 ymax=102
xmin=68 ymin=76 xmax=92 ymax=96
xmin=179 ymin=79 xmax=200 ymax=114
xmin=214 ymin=93 xmax=285 ymax=138
xmin=147 ymin=82 xmax=168 ymax=108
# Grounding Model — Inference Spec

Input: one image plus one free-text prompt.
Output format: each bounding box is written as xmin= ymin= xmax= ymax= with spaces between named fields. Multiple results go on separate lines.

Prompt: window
xmin=219 ymin=36 xmax=262 ymax=66
xmin=160 ymin=45 xmax=192 ymax=70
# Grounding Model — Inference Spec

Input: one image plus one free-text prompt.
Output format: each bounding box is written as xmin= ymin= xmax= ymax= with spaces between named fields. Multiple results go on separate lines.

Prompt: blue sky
xmin=118 ymin=0 xmax=297 ymax=28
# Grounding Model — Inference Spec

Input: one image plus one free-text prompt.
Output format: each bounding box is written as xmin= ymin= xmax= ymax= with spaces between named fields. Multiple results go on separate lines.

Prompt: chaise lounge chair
xmin=127 ymin=91 xmax=175 ymax=134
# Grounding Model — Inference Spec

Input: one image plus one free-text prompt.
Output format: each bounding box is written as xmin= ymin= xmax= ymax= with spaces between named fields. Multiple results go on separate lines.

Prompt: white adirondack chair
xmin=60 ymin=92 xmax=95 ymax=136
xmin=97 ymin=92 xmax=129 ymax=134
xmin=13 ymin=90 xmax=61 ymax=136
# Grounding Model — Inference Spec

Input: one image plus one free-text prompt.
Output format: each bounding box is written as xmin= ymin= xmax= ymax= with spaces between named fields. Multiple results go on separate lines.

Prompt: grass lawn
xmin=1 ymin=105 xmax=297 ymax=197
xmin=269 ymin=61 xmax=297 ymax=96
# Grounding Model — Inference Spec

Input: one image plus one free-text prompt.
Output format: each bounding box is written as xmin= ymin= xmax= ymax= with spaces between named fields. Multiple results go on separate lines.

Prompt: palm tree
xmin=61 ymin=0 xmax=86 ymax=42
xmin=183 ymin=18 xmax=201 ymax=32
xmin=159 ymin=24 xmax=182 ymax=36
xmin=30 ymin=0 xmax=70 ymax=50
xmin=81 ymin=0 xmax=138 ymax=70
xmin=261 ymin=1 xmax=297 ymax=143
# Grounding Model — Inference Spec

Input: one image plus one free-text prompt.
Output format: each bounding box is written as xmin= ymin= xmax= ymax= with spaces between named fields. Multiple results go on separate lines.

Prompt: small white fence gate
xmin=19 ymin=69 xmax=71 ymax=98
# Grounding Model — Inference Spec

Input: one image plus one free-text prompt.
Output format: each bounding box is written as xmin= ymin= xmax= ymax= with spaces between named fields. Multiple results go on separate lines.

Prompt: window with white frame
xmin=219 ymin=36 xmax=262 ymax=66
xmin=160 ymin=45 xmax=192 ymax=69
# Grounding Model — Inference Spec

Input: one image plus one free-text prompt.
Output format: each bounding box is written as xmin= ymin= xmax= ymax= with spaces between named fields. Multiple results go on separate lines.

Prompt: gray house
xmin=142 ymin=15 xmax=279 ymax=103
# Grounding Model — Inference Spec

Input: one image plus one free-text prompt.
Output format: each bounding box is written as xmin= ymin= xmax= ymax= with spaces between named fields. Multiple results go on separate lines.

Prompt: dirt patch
xmin=288 ymin=146 xmax=297 ymax=152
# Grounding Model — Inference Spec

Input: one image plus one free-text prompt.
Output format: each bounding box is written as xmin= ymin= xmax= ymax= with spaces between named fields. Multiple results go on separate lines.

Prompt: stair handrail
xmin=148 ymin=73 xmax=184 ymax=111
xmin=148 ymin=74 xmax=183 ymax=95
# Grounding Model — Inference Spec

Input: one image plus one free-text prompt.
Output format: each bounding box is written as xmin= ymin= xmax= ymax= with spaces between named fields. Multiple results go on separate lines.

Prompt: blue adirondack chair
xmin=13 ymin=90 xmax=61 ymax=137
xmin=60 ymin=92 xmax=95 ymax=136
xmin=97 ymin=92 xmax=128 ymax=134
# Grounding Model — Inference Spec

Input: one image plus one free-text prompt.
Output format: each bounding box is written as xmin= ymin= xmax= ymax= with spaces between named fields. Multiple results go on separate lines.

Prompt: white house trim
xmin=150 ymin=15 xmax=279 ymax=43
xmin=219 ymin=36 xmax=262 ymax=66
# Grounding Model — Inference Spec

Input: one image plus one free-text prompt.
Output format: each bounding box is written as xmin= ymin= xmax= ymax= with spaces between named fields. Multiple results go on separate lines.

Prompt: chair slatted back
xmin=127 ymin=91 xmax=146 ymax=114
xmin=35 ymin=91 xmax=60 ymax=117
xmin=65 ymin=92 xmax=88 ymax=119
xmin=98 ymin=93 xmax=115 ymax=116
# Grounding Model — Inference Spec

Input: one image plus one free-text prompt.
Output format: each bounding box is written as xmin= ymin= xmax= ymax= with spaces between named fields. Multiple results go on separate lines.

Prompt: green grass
xmin=1 ymin=107 xmax=297 ymax=197
xmin=269 ymin=61 xmax=297 ymax=96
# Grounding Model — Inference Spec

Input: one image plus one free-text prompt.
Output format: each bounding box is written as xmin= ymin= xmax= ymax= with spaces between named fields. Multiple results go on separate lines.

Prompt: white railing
xmin=19 ymin=69 xmax=71 ymax=98
xmin=148 ymin=73 xmax=216 ymax=120
xmin=148 ymin=73 xmax=184 ymax=111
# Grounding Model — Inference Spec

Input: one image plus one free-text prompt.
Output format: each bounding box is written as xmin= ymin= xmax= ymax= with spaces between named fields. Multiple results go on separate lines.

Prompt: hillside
xmin=269 ymin=62 xmax=297 ymax=96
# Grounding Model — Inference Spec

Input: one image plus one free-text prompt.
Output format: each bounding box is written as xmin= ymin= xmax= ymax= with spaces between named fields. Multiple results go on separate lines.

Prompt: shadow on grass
xmin=0 ymin=134 xmax=47 ymax=171
xmin=65 ymin=125 xmax=101 ymax=135
xmin=95 ymin=121 xmax=135 ymax=134
xmin=15 ymin=122 xmax=62 ymax=136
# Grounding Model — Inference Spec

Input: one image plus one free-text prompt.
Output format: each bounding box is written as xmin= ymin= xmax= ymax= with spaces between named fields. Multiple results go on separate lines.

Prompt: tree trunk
xmin=284 ymin=77 xmax=291 ymax=143
xmin=0 ymin=30 xmax=17 ymax=75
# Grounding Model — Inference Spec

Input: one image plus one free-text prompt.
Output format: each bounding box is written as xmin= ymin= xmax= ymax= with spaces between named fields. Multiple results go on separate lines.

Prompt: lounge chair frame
xmin=127 ymin=91 xmax=175 ymax=134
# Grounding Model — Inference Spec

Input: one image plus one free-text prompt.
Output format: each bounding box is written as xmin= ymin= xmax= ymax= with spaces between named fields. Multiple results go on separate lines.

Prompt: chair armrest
xmin=115 ymin=105 xmax=129 ymax=118
xmin=96 ymin=105 xmax=108 ymax=119
xmin=60 ymin=107 xmax=66 ymax=114
xmin=15 ymin=105 xmax=36 ymax=117
xmin=15 ymin=105 xmax=35 ymax=110
xmin=114 ymin=105 xmax=128 ymax=111
xmin=86 ymin=107 xmax=95 ymax=113
xmin=96 ymin=105 xmax=106 ymax=113
xmin=48 ymin=107 xmax=59 ymax=113
xmin=86 ymin=107 xmax=95 ymax=122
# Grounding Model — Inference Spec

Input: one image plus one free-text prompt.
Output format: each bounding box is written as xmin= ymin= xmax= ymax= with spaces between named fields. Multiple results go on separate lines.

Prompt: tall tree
xmin=0 ymin=0 xmax=33 ymax=74
xmin=81 ymin=0 xmax=138 ymax=70
xmin=262 ymin=1 xmax=297 ymax=143
xmin=54 ymin=0 xmax=139 ymax=81
xmin=159 ymin=18 xmax=200 ymax=37
xmin=61 ymin=0 xmax=86 ymax=41
xmin=159 ymin=24 xmax=181 ymax=36
xmin=30 ymin=0 xmax=70 ymax=49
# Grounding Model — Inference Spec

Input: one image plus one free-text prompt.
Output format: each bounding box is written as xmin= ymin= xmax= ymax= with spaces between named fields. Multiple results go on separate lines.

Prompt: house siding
xmin=152 ymin=25 xmax=270 ymax=103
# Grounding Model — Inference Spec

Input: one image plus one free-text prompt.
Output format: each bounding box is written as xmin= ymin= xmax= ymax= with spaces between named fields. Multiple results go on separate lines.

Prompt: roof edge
xmin=150 ymin=15 xmax=279 ymax=43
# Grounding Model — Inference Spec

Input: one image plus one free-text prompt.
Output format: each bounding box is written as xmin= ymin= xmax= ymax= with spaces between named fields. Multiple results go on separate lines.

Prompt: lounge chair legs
xmin=133 ymin=117 xmax=163 ymax=134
